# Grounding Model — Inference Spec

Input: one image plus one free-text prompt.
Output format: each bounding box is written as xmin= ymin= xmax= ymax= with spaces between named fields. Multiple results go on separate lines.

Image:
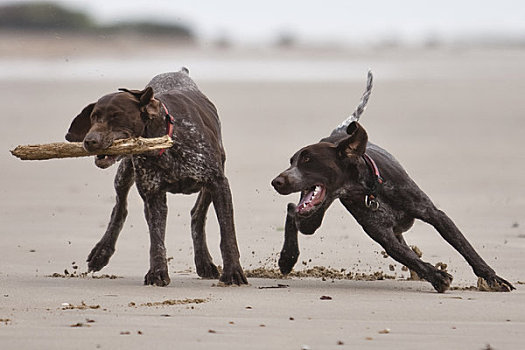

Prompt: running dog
xmin=271 ymin=72 xmax=514 ymax=293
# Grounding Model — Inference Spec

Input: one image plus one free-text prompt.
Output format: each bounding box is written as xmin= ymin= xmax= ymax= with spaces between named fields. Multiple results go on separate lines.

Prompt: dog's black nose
xmin=83 ymin=133 xmax=102 ymax=152
xmin=271 ymin=176 xmax=285 ymax=190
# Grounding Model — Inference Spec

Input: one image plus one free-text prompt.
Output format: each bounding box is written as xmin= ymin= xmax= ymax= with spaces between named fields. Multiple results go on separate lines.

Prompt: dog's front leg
xmin=211 ymin=177 xmax=247 ymax=285
xmin=363 ymin=224 xmax=453 ymax=293
xmin=88 ymin=157 xmax=134 ymax=272
xmin=278 ymin=203 xmax=300 ymax=274
xmin=142 ymin=192 xmax=170 ymax=286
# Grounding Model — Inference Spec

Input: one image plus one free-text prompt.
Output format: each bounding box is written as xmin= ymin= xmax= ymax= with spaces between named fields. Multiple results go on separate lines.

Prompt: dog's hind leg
xmin=278 ymin=203 xmax=300 ymax=275
xmin=191 ymin=188 xmax=220 ymax=279
xmin=417 ymin=206 xmax=515 ymax=291
xmin=210 ymin=176 xmax=247 ymax=285
xmin=87 ymin=157 xmax=134 ymax=272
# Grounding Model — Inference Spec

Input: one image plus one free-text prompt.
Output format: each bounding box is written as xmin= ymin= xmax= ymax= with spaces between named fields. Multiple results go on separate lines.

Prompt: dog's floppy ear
xmin=119 ymin=87 xmax=160 ymax=119
xmin=118 ymin=87 xmax=153 ymax=105
xmin=336 ymin=121 xmax=368 ymax=158
xmin=65 ymin=103 xmax=95 ymax=142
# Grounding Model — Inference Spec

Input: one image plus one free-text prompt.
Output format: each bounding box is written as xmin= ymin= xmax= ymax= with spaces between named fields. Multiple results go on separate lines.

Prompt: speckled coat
xmin=66 ymin=69 xmax=247 ymax=286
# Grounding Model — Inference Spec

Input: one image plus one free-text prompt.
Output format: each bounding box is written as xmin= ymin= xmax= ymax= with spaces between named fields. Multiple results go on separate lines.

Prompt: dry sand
xmin=1 ymin=39 xmax=524 ymax=349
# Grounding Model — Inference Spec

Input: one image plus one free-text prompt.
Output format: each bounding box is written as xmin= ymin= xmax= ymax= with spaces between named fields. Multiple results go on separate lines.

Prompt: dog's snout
xmin=272 ymin=174 xmax=293 ymax=195
xmin=271 ymin=176 xmax=286 ymax=190
xmin=83 ymin=133 xmax=102 ymax=152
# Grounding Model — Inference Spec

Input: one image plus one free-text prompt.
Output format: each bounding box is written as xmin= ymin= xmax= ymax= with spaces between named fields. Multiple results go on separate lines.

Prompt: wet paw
xmin=477 ymin=276 xmax=515 ymax=292
xmin=430 ymin=270 xmax=453 ymax=293
xmin=196 ymin=259 xmax=220 ymax=279
xmin=278 ymin=250 xmax=299 ymax=275
xmin=144 ymin=267 xmax=170 ymax=287
xmin=219 ymin=264 xmax=248 ymax=285
xmin=87 ymin=242 xmax=114 ymax=272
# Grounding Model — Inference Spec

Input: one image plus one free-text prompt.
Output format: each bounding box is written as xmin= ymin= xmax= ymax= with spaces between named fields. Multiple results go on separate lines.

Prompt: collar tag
xmin=362 ymin=153 xmax=383 ymax=210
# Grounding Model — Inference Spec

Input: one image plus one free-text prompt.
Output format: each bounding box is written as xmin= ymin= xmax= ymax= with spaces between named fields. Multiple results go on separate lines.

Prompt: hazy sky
xmin=3 ymin=0 xmax=525 ymax=45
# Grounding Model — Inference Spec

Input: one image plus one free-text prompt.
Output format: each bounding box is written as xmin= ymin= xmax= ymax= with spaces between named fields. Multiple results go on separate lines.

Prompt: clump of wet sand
xmin=47 ymin=262 xmax=121 ymax=279
xmin=48 ymin=271 xmax=121 ymax=279
xmin=245 ymin=266 xmax=396 ymax=281
xmin=61 ymin=301 xmax=101 ymax=310
xmin=129 ymin=299 xmax=208 ymax=307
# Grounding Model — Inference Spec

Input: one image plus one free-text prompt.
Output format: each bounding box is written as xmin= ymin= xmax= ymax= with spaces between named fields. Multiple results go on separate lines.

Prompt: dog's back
xmin=146 ymin=68 xmax=198 ymax=94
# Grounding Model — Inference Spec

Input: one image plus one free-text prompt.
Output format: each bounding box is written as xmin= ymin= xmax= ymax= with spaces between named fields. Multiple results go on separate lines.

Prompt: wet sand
xmin=1 ymin=43 xmax=525 ymax=349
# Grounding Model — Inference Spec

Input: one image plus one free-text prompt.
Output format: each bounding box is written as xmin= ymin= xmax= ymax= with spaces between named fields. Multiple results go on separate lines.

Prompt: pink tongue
xmin=298 ymin=190 xmax=315 ymax=208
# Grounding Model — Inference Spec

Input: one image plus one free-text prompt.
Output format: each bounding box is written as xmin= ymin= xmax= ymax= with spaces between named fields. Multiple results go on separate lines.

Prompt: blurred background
xmin=2 ymin=0 xmax=525 ymax=81
xmin=1 ymin=0 xmax=524 ymax=283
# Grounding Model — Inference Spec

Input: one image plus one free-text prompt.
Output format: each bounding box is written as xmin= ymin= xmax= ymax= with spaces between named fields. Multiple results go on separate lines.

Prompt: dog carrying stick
xmin=10 ymin=135 xmax=174 ymax=161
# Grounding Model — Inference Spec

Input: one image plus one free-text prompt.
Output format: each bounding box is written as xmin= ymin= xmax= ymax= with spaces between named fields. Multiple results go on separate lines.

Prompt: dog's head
xmin=65 ymin=87 xmax=161 ymax=169
xmin=271 ymin=122 xmax=368 ymax=234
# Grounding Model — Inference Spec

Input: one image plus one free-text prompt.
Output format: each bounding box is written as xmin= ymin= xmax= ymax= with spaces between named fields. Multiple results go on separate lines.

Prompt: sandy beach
xmin=1 ymin=36 xmax=524 ymax=349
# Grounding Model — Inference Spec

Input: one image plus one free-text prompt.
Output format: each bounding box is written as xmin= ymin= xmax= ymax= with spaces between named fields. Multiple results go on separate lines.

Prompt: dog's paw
xmin=219 ymin=264 xmax=248 ymax=285
xmin=144 ymin=267 xmax=171 ymax=287
xmin=477 ymin=276 xmax=515 ymax=292
xmin=429 ymin=269 xmax=453 ymax=293
xmin=278 ymin=250 xmax=299 ymax=275
xmin=195 ymin=259 xmax=220 ymax=279
xmin=87 ymin=242 xmax=115 ymax=272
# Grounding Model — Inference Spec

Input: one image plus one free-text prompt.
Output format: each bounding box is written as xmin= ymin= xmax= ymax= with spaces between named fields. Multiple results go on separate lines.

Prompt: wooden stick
xmin=10 ymin=135 xmax=174 ymax=161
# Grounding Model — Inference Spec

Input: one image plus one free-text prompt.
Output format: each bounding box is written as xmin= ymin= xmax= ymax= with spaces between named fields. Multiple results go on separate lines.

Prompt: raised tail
xmin=331 ymin=70 xmax=373 ymax=135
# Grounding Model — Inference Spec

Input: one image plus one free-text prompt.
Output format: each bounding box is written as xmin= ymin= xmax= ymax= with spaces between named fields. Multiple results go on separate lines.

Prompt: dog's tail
xmin=331 ymin=70 xmax=373 ymax=135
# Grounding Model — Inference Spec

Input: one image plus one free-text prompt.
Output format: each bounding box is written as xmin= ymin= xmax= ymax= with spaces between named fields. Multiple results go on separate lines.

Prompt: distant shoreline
xmin=0 ymin=30 xmax=195 ymax=59
xmin=2 ymin=30 xmax=525 ymax=60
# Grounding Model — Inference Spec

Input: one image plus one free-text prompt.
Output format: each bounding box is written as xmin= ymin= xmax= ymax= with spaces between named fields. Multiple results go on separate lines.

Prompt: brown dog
xmin=271 ymin=72 xmax=514 ymax=293
xmin=66 ymin=69 xmax=247 ymax=286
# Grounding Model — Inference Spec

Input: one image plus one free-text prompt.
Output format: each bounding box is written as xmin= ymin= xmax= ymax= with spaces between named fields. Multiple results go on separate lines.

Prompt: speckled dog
xmin=66 ymin=68 xmax=247 ymax=286
xmin=271 ymin=72 xmax=514 ymax=293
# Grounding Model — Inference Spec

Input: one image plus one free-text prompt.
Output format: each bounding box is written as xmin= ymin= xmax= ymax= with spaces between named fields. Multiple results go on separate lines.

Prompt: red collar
xmin=362 ymin=153 xmax=382 ymax=184
xmin=362 ymin=153 xmax=383 ymax=210
xmin=158 ymin=102 xmax=175 ymax=156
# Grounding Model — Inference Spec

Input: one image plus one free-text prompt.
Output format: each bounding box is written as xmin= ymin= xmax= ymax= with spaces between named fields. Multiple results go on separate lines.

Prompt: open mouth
xmin=296 ymin=185 xmax=326 ymax=215
xmin=94 ymin=155 xmax=118 ymax=169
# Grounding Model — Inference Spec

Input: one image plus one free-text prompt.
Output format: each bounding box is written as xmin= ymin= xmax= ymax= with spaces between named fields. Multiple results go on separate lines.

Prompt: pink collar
xmin=362 ymin=153 xmax=383 ymax=210
xmin=158 ymin=102 xmax=175 ymax=157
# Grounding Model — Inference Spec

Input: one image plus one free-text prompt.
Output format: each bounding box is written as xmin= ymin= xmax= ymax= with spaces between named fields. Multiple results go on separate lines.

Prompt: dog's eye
xmin=300 ymin=154 xmax=310 ymax=164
